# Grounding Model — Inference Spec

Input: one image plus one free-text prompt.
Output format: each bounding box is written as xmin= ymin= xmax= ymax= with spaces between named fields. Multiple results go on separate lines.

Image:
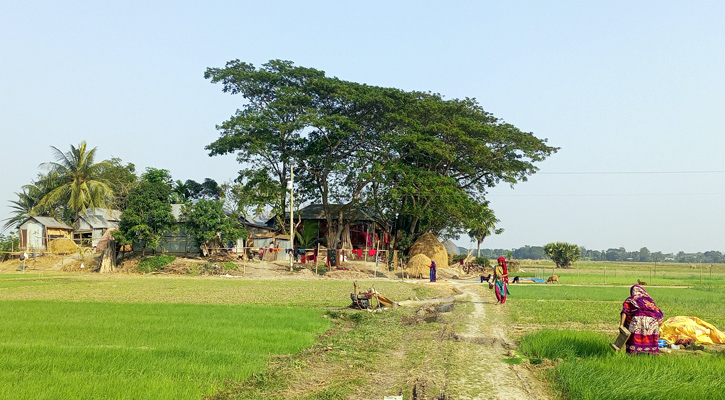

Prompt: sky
xmin=2 ymin=1 xmax=724 ymax=254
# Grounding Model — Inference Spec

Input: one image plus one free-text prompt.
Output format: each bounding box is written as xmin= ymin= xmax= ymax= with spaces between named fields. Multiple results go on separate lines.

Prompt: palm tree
xmin=35 ymin=141 xmax=114 ymax=221
xmin=467 ymin=207 xmax=503 ymax=258
xmin=3 ymin=185 xmax=43 ymax=231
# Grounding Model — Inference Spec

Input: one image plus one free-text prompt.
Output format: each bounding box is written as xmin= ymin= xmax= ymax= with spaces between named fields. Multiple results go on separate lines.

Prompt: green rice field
xmin=0 ymin=273 xmax=442 ymax=400
xmin=507 ymin=266 xmax=725 ymax=400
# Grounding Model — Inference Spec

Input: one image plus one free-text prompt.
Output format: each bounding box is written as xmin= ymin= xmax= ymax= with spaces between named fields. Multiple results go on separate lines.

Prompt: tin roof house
xmin=18 ymin=216 xmax=74 ymax=251
xmin=73 ymin=208 xmax=121 ymax=248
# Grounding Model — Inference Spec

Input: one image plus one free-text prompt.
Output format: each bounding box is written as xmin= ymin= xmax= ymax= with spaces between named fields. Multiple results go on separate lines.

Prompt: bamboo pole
xmin=374 ymin=241 xmax=379 ymax=278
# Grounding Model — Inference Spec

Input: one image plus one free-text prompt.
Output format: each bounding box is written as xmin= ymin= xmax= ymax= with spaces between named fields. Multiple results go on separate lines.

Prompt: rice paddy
xmin=0 ymin=274 xmax=447 ymax=399
xmin=508 ymin=262 xmax=725 ymax=400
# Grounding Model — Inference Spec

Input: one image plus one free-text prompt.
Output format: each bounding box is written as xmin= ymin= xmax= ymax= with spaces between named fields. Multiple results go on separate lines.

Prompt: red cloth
xmin=368 ymin=249 xmax=377 ymax=256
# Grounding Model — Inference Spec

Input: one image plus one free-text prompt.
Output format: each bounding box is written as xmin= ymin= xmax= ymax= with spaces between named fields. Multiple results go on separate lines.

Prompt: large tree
xmin=35 ymin=141 xmax=114 ymax=221
xmin=205 ymin=59 xmax=324 ymax=218
xmin=206 ymin=59 xmax=558 ymax=250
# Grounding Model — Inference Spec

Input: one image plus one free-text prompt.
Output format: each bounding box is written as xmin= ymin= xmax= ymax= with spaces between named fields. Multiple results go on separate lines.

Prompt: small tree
xmin=181 ymin=199 xmax=247 ymax=256
xmin=115 ymin=181 xmax=176 ymax=255
xmin=543 ymin=242 xmax=581 ymax=268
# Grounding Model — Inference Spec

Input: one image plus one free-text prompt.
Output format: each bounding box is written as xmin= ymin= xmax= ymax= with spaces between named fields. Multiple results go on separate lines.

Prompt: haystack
xmin=406 ymin=253 xmax=431 ymax=278
xmin=408 ymin=232 xmax=448 ymax=270
xmin=49 ymin=238 xmax=77 ymax=255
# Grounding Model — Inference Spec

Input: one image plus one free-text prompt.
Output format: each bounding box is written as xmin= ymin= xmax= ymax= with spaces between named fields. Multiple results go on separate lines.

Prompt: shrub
xmin=137 ymin=255 xmax=176 ymax=273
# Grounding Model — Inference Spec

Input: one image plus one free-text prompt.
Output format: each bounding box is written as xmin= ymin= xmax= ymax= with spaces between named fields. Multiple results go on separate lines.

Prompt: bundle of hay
xmin=406 ymin=254 xmax=431 ymax=278
xmin=49 ymin=238 xmax=77 ymax=255
xmin=408 ymin=232 xmax=448 ymax=271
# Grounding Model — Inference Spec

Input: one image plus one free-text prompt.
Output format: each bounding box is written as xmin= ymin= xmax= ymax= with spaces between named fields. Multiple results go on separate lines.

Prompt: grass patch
xmin=521 ymin=330 xmax=725 ymax=400
xmin=137 ymin=255 xmax=176 ymax=273
xmin=514 ymin=282 xmax=725 ymax=400
xmin=509 ymin=285 xmax=725 ymax=328
xmin=0 ymin=300 xmax=330 ymax=400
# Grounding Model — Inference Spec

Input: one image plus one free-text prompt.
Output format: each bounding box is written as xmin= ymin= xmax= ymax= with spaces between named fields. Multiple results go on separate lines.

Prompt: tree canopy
xmin=544 ymin=242 xmax=582 ymax=268
xmin=35 ymin=141 xmax=114 ymax=220
xmin=206 ymin=59 xmax=558 ymax=250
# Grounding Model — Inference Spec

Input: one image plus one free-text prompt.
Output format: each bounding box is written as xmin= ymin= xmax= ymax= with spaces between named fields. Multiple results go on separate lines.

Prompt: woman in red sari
xmin=494 ymin=257 xmax=510 ymax=303
xmin=620 ymin=285 xmax=664 ymax=354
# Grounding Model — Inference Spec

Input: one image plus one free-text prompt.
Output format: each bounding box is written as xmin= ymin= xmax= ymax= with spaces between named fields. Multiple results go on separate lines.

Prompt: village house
xmin=73 ymin=208 xmax=121 ymax=248
xmin=268 ymin=204 xmax=387 ymax=251
xmin=18 ymin=216 xmax=74 ymax=251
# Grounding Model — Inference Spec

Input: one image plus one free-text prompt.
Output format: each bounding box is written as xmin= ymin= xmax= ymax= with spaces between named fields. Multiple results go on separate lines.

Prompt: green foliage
xmin=467 ymin=205 xmax=503 ymax=257
xmin=181 ymin=199 xmax=247 ymax=251
xmin=141 ymin=167 xmax=173 ymax=187
xmin=0 ymin=234 xmax=18 ymax=252
xmin=97 ymin=157 xmax=137 ymax=210
xmin=295 ymin=220 xmax=320 ymax=249
xmin=115 ymin=181 xmax=176 ymax=254
xmin=543 ymin=241 xmax=581 ymax=268
xmin=206 ymin=59 xmax=558 ymax=249
xmin=137 ymin=255 xmax=176 ymax=273
xmin=474 ymin=256 xmax=489 ymax=267
xmin=35 ymin=141 xmax=114 ymax=221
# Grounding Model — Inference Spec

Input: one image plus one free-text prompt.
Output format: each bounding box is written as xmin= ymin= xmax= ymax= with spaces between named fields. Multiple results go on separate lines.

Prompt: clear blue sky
xmin=2 ymin=1 xmax=724 ymax=254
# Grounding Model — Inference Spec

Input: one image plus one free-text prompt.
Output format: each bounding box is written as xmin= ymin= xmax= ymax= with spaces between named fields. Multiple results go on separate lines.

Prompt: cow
xmin=637 ymin=279 xmax=648 ymax=286
xmin=547 ymin=275 xmax=559 ymax=284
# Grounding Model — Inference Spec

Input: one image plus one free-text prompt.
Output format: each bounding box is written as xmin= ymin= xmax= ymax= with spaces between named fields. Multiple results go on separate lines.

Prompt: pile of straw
xmin=49 ymin=238 xmax=77 ymax=255
xmin=408 ymin=232 xmax=449 ymax=270
xmin=406 ymin=253 xmax=431 ymax=278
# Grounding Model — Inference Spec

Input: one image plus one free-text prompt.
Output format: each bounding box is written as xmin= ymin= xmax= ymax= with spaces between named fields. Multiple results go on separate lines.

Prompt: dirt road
xmin=398 ymin=280 xmax=550 ymax=400
xmin=449 ymin=282 xmax=549 ymax=400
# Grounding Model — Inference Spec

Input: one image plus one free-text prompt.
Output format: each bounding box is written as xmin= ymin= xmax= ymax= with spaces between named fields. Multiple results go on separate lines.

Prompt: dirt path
xmin=441 ymin=281 xmax=550 ymax=400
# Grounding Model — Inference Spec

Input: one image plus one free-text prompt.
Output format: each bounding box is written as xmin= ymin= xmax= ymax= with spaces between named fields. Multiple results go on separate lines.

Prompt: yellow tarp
xmin=659 ymin=316 xmax=725 ymax=345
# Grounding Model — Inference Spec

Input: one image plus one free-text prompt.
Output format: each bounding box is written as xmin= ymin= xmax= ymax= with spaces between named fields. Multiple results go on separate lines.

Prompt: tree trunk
xmin=99 ymin=240 xmax=117 ymax=273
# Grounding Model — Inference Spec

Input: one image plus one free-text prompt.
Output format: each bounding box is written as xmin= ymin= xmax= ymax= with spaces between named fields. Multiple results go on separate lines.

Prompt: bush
xmin=137 ymin=255 xmax=176 ymax=273
xmin=474 ymin=256 xmax=489 ymax=267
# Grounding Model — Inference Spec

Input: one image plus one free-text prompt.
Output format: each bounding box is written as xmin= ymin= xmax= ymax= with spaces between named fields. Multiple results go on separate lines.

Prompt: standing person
xmin=494 ymin=257 xmax=510 ymax=303
xmin=429 ymin=260 xmax=437 ymax=282
xmin=620 ymin=285 xmax=664 ymax=354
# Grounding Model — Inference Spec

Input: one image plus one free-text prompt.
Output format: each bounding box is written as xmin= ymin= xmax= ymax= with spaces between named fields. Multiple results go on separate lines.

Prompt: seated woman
xmin=620 ymin=285 xmax=664 ymax=354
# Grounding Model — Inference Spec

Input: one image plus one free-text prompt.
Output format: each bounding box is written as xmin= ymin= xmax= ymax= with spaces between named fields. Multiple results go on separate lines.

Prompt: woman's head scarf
xmin=622 ymin=285 xmax=663 ymax=320
xmin=497 ymin=257 xmax=507 ymax=275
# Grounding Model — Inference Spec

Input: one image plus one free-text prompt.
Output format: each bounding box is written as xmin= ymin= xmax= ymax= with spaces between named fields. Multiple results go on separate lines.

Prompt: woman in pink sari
xmin=620 ymin=285 xmax=664 ymax=354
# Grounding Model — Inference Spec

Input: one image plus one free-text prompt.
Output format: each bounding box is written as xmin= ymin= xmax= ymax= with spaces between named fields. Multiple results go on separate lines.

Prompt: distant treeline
xmin=461 ymin=245 xmax=725 ymax=264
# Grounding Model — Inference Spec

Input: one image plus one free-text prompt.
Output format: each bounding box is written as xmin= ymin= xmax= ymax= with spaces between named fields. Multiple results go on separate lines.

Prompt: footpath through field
xmin=403 ymin=280 xmax=550 ymax=400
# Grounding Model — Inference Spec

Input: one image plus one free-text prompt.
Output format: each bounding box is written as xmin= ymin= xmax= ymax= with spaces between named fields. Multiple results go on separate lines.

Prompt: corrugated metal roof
xmin=75 ymin=208 xmax=122 ymax=230
xmin=84 ymin=208 xmax=121 ymax=221
xmin=27 ymin=216 xmax=73 ymax=230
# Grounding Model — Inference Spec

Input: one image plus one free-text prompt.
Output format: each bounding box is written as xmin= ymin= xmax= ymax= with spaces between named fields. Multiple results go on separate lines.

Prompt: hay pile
xmin=49 ymin=238 xmax=77 ymax=255
xmin=406 ymin=253 xmax=431 ymax=278
xmin=408 ymin=233 xmax=448 ymax=270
